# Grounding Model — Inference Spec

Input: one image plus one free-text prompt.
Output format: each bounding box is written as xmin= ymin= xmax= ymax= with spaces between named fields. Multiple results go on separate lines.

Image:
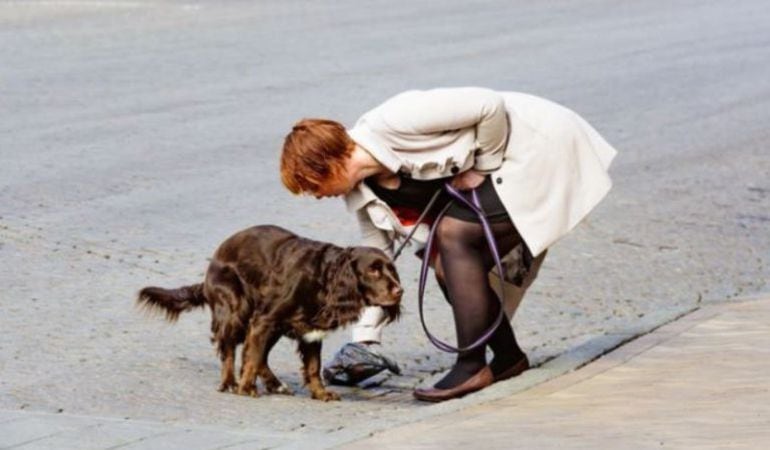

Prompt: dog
xmin=137 ymin=225 xmax=402 ymax=401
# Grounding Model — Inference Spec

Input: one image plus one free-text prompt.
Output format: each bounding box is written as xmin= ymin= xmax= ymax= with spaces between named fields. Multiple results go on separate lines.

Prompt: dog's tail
xmin=137 ymin=283 xmax=206 ymax=322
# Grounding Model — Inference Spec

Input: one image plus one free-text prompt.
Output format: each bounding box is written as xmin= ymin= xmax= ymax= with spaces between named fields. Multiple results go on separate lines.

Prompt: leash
xmin=391 ymin=183 xmax=507 ymax=354
xmin=391 ymin=188 xmax=444 ymax=261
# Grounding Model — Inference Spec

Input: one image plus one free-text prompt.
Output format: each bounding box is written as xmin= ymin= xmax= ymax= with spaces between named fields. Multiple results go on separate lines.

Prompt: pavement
xmin=3 ymin=294 xmax=769 ymax=449
xmin=1 ymin=0 xmax=770 ymax=448
xmin=344 ymin=295 xmax=770 ymax=449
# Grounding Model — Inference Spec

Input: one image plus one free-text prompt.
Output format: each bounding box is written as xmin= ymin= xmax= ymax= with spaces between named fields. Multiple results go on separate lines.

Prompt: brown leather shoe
xmin=493 ymin=356 xmax=530 ymax=382
xmin=413 ymin=366 xmax=494 ymax=403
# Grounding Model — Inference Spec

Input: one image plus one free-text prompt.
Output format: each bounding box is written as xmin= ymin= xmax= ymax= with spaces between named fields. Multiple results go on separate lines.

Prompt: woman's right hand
xmin=450 ymin=169 xmax=486 ymax=191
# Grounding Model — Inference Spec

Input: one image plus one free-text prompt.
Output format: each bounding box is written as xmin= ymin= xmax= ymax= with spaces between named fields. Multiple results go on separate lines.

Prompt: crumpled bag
xmin=322 ymin=342 xmax=401 ymax=386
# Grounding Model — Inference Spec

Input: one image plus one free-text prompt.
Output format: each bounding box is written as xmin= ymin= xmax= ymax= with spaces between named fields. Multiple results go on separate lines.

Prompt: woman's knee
xmin=436 ymin=218 xmax=481 ymax=253
xmin=433 ymin=254 xmax=446 ymax=286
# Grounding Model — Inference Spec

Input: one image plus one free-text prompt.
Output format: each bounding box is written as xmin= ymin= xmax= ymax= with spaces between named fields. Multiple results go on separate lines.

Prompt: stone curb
xmin=300 ymin=294 xmax=756 ymax=449
xmin=337 ymin=295 xmax=770 ymax=449
xmin=316 ymin=294 xmax=769 ymax=449
xmin=2 ymin=295 xmax=765 ymax=450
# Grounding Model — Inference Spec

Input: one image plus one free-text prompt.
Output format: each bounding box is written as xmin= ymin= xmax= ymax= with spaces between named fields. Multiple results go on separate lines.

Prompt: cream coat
xmin=344 ymin=87 xmax=617 ymax=259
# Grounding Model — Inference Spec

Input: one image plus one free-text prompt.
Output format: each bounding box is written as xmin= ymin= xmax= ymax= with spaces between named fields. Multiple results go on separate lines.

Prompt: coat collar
xmin=344 ymin=178 xmax=377 ymax=212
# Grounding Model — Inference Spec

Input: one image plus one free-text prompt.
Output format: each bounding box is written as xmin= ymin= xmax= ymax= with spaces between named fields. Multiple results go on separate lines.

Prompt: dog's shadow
xmin=174 ymin=352 xmax=416 ymax=403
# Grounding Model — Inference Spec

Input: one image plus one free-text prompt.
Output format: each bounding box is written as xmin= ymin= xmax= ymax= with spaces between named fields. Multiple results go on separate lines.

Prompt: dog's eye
xmin=367 ymin=267 xmax=381 ymax=278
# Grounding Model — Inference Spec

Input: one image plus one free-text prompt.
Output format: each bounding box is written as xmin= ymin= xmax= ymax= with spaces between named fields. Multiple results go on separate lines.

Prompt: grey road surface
xmin=1 ymin=0 xmax=769 ymax=446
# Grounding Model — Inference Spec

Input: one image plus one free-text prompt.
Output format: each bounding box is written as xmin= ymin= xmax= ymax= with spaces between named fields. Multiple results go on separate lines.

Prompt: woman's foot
xmin=490 ymin=354 xmax=530 ymax=382
xmin=433 ymin=359 xmax=486 ymax=389
xmin=413 ymin=365 xmax=494 ymax=402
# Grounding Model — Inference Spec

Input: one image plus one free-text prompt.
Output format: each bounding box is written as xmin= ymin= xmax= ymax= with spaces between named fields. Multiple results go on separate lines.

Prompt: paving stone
xmin=345 ymin=298 xmax=770 ymax=449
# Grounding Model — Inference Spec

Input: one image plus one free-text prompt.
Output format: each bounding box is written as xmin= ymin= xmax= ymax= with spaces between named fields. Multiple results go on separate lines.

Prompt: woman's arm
xmin=374 ymin=87 xmax=508 ymax=173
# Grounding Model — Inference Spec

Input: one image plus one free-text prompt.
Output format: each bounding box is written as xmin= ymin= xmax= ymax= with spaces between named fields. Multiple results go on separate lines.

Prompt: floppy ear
xmin=326 ymin=251 xmax=363 ymax=305
xmin=381 ymin=302 xmax=401 ymax=323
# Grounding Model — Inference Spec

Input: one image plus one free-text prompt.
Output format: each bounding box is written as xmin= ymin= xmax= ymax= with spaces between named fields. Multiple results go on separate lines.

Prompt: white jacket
xmin=344 ymin=87 xmax=617 ymax=258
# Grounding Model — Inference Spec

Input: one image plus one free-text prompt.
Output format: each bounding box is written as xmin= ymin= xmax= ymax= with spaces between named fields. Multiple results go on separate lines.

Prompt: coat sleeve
xmin=375 ymin=87 xmax=508 ymax=173
xmin=356 ymin=209 xmax=394 ymax=259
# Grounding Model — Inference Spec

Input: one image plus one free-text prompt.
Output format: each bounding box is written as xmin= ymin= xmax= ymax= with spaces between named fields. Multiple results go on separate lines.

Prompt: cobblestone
xmin=1 ymin=0 xmax=769 ymax=447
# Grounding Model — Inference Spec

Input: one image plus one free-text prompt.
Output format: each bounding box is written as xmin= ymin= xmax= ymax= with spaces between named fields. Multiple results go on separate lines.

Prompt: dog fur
xmin=137 ymin=225 xmax=401 ymax=401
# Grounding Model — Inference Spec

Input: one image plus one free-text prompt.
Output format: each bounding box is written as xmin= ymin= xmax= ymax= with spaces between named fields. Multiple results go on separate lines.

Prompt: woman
xmin=280 ymin=87 xmax=616 ymax=402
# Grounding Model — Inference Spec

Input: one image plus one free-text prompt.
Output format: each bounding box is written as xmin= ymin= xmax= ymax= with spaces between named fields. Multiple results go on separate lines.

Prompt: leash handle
xmin=416 ymin=183 xmax=507 ymax=354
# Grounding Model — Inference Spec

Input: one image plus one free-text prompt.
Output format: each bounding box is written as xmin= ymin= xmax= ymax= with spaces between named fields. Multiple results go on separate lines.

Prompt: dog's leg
xmin=298 ymin=341 xmax=340 ymax=401
xmin=236 ymin=318 xmax=272 ymax=397
xmin=259 ymin=333 xmax=293 ymax=395
xmin=217 ymin=341 xmax=237 ymax=393
xmin=206 ymin=273 xmax=244 ymax=394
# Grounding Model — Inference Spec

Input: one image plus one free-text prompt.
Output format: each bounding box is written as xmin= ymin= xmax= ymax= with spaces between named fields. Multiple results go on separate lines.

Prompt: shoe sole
xmin=493 ymin=357 xmax=530 ymax=382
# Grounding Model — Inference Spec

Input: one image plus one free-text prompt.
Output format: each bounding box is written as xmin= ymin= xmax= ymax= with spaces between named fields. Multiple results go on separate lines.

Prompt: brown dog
xmin=137 ymin=225 xmax=402 ymax=401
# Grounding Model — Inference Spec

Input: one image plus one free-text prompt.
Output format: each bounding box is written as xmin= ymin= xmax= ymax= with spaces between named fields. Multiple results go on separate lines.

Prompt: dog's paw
xmin=236 ymin=384 xmax=259 ymax=398
xmin=218 ymin=381 xmax=237 ymax=394
xmin=312 ymin=390 xmax=341 ymax=402
xmin=266 ymin=381 xmax=294 ymax=396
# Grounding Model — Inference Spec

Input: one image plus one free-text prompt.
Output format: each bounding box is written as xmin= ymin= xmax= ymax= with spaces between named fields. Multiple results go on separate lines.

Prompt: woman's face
xmin=313 ymin=169 xmax=355 ymax=199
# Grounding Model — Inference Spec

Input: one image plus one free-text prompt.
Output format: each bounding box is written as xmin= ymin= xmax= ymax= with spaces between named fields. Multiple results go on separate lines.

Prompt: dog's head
xmin=352 ymin=247 xmax=403 ymax=306
xmin=329 ymin=247 xmax=402 ymax=322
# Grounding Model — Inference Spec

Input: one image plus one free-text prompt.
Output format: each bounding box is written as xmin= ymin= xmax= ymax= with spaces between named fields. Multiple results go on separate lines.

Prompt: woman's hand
xmin=450 ymin=169 xmax=486 ymax=191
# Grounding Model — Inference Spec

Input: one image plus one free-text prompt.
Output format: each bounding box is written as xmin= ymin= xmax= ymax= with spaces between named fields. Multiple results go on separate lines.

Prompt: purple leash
xmin=393 ymin=183 xmax=507 ymax=354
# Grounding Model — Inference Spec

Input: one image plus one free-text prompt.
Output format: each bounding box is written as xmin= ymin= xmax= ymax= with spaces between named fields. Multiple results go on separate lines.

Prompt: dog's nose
xmin=391 ymin=286 xmax=404 ymax=298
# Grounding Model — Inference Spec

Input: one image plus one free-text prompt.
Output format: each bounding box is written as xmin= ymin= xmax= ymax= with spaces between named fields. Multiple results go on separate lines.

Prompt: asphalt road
xmin=1 ymin=0 xmax=768 ymax=443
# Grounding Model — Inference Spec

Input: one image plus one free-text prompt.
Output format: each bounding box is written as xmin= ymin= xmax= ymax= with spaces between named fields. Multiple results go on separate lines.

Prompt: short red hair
xmin=280 ymin=119 xmax=354 ymax=195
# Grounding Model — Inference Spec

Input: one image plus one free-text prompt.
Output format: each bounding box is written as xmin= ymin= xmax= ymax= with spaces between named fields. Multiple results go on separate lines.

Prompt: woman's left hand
xmin=450 ymin=169 xmax=486 ymax=191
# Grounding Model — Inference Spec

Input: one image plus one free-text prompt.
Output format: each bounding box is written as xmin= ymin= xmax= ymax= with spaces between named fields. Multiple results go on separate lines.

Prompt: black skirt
xmin=364 ymin=174 xmax=510 ymax=224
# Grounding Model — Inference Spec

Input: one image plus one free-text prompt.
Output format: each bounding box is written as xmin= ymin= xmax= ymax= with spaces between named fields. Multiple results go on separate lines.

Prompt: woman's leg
xmin=485 ymin=284 xmax=527 ymax=376
xmin=434 ymin=256 xmax=524 ymax=380
xmin=433 ymin=216 xmax=523 ymax=389
xmin=439 ymin=258 xmax=528 ymax=370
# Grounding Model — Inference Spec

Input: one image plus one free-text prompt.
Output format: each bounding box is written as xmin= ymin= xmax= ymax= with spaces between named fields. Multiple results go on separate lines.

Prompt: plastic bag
xmin=322 ymin=342 xmax=401 ymax=386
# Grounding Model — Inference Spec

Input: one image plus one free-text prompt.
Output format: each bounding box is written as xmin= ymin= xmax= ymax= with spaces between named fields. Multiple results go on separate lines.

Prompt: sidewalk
xmin=343 ymin=296 xmax=770 ymax=449
xmin=2 ymin=296 xmax=768 ymax=449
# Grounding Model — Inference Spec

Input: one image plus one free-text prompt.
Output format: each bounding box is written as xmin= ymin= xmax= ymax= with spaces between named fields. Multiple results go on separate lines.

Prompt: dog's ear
xmin=326 ymin=250 xmax=363 ymax=305
xmin=381 ymin=302 xmax=401 ymax=323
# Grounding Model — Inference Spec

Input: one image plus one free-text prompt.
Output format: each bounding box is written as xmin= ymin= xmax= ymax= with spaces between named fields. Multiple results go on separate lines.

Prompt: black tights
xmin=433 ymin=216 xmax=527 ymax=389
